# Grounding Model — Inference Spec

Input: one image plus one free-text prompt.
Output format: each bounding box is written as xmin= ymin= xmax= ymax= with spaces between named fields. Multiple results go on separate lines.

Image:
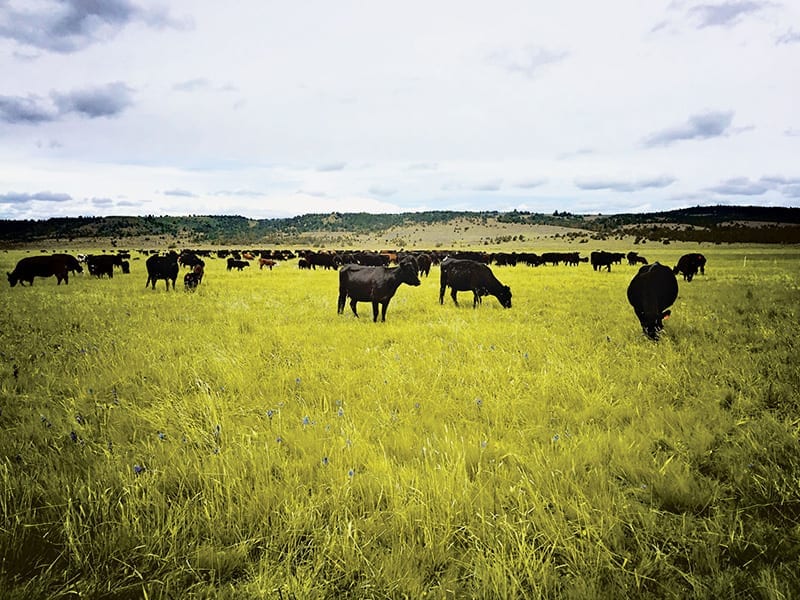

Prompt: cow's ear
xmin=662 ymin=310 xmax=671 ymax=319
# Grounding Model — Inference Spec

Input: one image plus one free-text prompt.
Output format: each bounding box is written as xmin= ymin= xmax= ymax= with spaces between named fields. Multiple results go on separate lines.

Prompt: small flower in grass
xmin=107 ymin=441 xmax=113 ymax=452
xmin=337 ymin=407 xmax=344 ymax=417
xmin=348 ymin=469 xmax=355 ymax=478
xmin=70 ymin=431 xmax=78 ymax=443
xmin=295 ymin=377 xmax=302 ymax=385
xmin=475 ymin=397 xmax=483 ymax=408
xmin=133 ymin=464 xmax=145 ymax=476
xmin=302 ymin=416 xmax=311 ymax=427
xmin=267 ymin=409 xmax=274 ymax=420
xmin=640 ymin=484 xmax=647 ymax=490
xmin=158 ymin=431 xmax=166 ymax=441
xmin=552 ymin=434 xmax=560 ymax=443
xmin=213 ymin=424 xmax=221 ymax=438
xmin=481 ymin=440 xmax=488 ymax=448
xmin=75 ymin=414 xmax=84 ymax=425
xmin=322 ymin=456 xmax=329 ymax=466
xmin=213 ymin=447 xmax=220 ymax=454
xmin=276 ymin=436 xmax=283 ymax=444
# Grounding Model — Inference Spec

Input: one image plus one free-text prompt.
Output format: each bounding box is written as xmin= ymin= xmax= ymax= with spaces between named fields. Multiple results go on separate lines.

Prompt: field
xmin=1 ymin=246 xmax=799 ymax=599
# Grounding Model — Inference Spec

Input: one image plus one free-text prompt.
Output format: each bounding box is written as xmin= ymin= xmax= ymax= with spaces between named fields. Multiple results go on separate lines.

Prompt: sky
xmin=1 ymin=0 xmax=799 ymax=220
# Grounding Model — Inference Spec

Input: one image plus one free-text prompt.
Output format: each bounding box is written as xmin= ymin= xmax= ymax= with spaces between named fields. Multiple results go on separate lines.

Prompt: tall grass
xmin=1 ymin=246 xmax=799 ymax=599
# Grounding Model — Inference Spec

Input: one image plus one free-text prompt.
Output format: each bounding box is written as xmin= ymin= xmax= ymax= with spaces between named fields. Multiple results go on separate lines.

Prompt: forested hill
xmin=1 ymin=205 xmax=799 ymax=245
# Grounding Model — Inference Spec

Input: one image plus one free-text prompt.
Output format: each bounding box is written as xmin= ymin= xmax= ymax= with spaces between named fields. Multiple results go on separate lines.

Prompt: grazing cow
xmin=145 ymin=253 xmax=179 ymax=290
xmin=227 ymin=258 xmax=250 ymax=271
xmin=627 ymin=251 xmax=648 ymax=266
xmin=87 ymin=254 xmax=122 ymax=278
xmin=590 ymin=251 xmax=615 ymax=272
xmin=51 ymin=253 xmax=83 ymax=275
xmin=298 ymin=258 xmax=311 ymax=270
xmin=7 ymin=255 xmax=71 ymax=286
xmin=627 ymin=262 xmax=679 ymax=340
xmin=439 ymin=258 xmax=512 ymax=309
xmin=259 ymin=258 xmax=277 ymax=270
xmin=673 ymin=253 xmax=706 ymax=282
xmin=184 ymin=264 xmax=204 ymax=291
xmin=337 ymin=258 xmax=421 ymax=322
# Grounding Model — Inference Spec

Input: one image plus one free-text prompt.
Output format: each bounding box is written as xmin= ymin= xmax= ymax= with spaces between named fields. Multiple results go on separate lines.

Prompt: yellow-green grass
xmin=1 ymin=247 xmax=799 ymax=599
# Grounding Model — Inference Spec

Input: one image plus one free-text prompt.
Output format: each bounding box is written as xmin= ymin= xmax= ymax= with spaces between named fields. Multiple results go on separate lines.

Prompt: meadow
xmin=1 ymin=245 xmax=799 ymax=599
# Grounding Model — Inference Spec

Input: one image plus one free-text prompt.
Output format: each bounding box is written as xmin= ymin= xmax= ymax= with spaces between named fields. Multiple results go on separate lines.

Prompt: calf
xmin=184 ymin=264 xmax=204 ymax=291
xmin=627 ymin=262 xmax=679 ymax=340
xmin=337 ymin=258 xmax=421 ymax=322
xmin=227 ymin=258 xmax=250 ymax=271
xmin=259 ymin=258 xmax=277 ymax=270
xmin=439 ymin=258 xmax=512 ymax=308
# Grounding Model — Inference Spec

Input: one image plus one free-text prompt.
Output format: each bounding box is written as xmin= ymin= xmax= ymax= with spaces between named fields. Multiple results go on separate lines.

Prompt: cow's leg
xmin=451 ymin=288 xmax=459 ymax=306
xmin=349 ymin=298 xmax=359 ymax=317
xmin=337 ymin=292 xmax=347 ymax=314
xmin=373 ymin=301 xmax=381 ymax=322
xmin=472 ymin=291 xmax=480 ymax=308
xmin=439 ymin=284 xmax=446 ymax=305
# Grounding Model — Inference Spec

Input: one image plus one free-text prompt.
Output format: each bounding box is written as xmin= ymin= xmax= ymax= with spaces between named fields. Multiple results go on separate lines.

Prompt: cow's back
xmin=627 ymin=263 xmax=678 ymax=309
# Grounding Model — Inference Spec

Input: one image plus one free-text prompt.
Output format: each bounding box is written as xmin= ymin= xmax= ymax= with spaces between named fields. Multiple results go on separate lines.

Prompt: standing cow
xmin=337 ymin=258 xmax=421 ymax=322
xmin=7 ymin=255 xmax=73 ymax=286
xmin=146 ymin=253 xmax=179 ymax=290
xmin=439 ymin=258 xmax=512 ymax=308
xmin=627 ymin=262 xmax=679 ymax=340
xmin=673 ymin=253 xmax=706 ymax=282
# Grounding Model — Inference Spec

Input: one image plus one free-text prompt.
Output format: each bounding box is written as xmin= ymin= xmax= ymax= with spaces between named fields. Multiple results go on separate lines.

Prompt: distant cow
xmin=337 ymin=258 xmax=421 ymax=322
xmin=298 ymin=258 xmax=311 ymax=270
xmin=259 ymin=258 xmax=277 ymax=270
xmin=7 ymin=255 xmax=71 ymax=287
xmin=227 ymin=258 xmax=249 ymax=271
xmin=673 ymin=253 xmax=706 ymax=282
xmin=627 ymin=251 xmax=648 ymax=266
xmin=591 ymin=251 xmax=625 ymax=272
xmin=184 ymin=264 xmax=204 ymax=291
xmin=627 ymin=262 xmax=679 ymax=340
xmin=146 ymin=253 xmax=179 ymax=290
xmin=439 ymin=258 xmax=512 ymax=308
xmin=417 ymin=253 xmax=432 ymax=277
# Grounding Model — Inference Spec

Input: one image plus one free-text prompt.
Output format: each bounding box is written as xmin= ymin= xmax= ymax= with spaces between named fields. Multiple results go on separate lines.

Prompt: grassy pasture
xmin=1 ymin=246 xmax=799 ymax=599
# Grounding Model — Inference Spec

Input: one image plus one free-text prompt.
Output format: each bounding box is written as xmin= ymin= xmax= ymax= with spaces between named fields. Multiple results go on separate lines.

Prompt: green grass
xmin=1 ymin=246 xmax=799 ymax=599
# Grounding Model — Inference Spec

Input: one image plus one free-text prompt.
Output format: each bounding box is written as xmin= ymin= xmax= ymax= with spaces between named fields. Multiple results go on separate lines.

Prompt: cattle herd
xmin=6 ymin=248 xmax=708 ymax=340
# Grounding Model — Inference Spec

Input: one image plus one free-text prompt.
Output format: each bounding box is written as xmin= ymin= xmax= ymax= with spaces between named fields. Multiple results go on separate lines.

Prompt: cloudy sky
xmin=1 ymin=0 xmax=799 ymax=220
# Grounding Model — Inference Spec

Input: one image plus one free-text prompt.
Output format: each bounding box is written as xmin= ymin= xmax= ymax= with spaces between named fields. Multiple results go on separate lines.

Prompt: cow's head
xmin=638 ymin=309 xmax=670 ymax=340
xmin=399 ymin=260 xmax=421 ymax=286
xmin=7 ymin=272 xmax=18 ymax=287
xmin=497 ymin=285 xmax=512 ymax=308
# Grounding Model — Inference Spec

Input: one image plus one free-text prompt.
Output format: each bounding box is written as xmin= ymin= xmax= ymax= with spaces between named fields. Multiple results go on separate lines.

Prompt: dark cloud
xmin=90 ymin=197 xmax=114 ymax=206
xmin=52 ymin=82 xmax=133 ymax=118
xmin=488 ymin=45 xmax=568 ymax=79
xmin=642 ymin=110 xmax=734 ymax=147
xmin=0 ymin=83 xmax=134 ymax=124
xmin=0 ymin=191 xmax=72 ymax=204
xmin=0 ymin=0 xmax=188 ymax=54
xmin=575 ymin=175 xmax=676 ymax=192
xmin=0 ymin=95 xmax=58 ymax=124
xmin=689 ymin=1 xmax=772 ymax=28
xmin=163 ymin=189 xmax=197 ymax=197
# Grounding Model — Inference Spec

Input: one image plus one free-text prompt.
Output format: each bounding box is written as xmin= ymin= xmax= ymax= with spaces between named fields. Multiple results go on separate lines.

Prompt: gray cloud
xmin=0 ymin=95 xmax=58 ymax=124
xmin=368 ymin=185 xmax=397 ymax=197
xmin=0 ymin=0 xmax=187 ymax=54
xmin=514 ymin=178 xmax=547 ymax=189
xmin=488 ymin=45 xmax=568 ymax=78
xmin=472 ymin=180 xmax=503 ymax=192
xmin=0 ymin=191 xmax=72 ymax=204
xmin=163 ymin=189 xmax=197 ymax=197
xmin=90 ymin=197 xmax=114 ymax=206
xmin=777 ymin=29 xmax=800 ymax=44
xmin=0 ymin=83 xmax=134 ymax=124
xmin=316 ymin=162 xmax=346 ymax=172
xmin=53 ymin=82 xmax=133 ymax=118
xmin=706 ymin=176 xmax=770 ymax=195
xmin=643 ymin=110 xmax=734 ymax=147
xmin=689 ymin=1 xmax=773 ymax=28
xmin=575 ymin=175 xmax=676 ymax=192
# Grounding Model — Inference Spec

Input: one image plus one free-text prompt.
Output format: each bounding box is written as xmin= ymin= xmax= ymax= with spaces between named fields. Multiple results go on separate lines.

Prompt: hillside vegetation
xmin=1 ymin=246 xmax=799 ymax=598
xmin=1 ymin=205 xmax=799 ymax=247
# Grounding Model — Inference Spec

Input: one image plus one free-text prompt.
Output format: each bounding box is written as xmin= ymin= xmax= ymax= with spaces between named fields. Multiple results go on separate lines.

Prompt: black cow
xmin=87 ymin=254 xmax=122 ymax=278
xmin=439 ymin=258 xmax=512 ymax=308
xmin=146 ymin=253 xmax=179 ymax=290
xmin=673 ymin=253 xmax=706 ymax=282
xmin=627 ymin=262 xmax=679 ymax=340
xmin=591 ymin=251 xmax=625 ymax=272
xmin=7 ymin=255 xmax=71 ymax=286
xmin=627 ymin=252 xmax=648 ymax=266
xmin=417 ymin=253 xmax=432 ymax=277
xmin=51 ymin=253 xmax=83 ymax=275
xmin=337 ymin=258 xmax=421 ymax=322
xmin=227 ymin=258 xmax=250 ymax=271
xmin=184 ymin=264 xmax=204 ymax=291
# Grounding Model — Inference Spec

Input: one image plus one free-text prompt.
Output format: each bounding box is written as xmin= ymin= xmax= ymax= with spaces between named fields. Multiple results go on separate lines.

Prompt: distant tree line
xmin=1 ymin=206 xmax=798 ymax=245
